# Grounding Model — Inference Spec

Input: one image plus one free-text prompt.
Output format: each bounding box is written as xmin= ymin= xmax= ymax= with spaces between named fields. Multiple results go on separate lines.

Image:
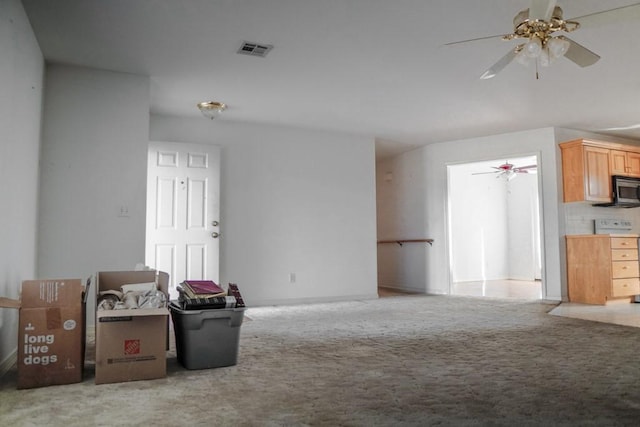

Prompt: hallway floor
xmin=381 ymin=280 xmax=640 ymax=329
xmin=451 ymin=279 xmax=541 ymax=299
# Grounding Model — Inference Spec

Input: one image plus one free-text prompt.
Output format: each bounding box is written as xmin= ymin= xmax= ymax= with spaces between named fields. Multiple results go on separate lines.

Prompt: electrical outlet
xmin=289 ymin=273 xmax=296 ymax=284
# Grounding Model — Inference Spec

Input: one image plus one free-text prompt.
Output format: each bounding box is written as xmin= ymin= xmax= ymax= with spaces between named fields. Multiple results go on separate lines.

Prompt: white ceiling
xmin=21 ymin=0 xmax=640 ymax=158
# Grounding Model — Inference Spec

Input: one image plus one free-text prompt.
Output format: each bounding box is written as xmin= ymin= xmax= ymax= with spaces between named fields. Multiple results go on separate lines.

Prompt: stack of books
xmin=227 ymin=283 xmax=245 ymax=308
xmin=179 ymin=280 xmax=226 ymax=298
xmin=176 ymin=280 xmax=245 ymax=310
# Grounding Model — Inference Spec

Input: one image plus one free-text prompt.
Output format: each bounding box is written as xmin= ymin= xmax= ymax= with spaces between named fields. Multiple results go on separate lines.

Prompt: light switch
xmin=118 ymin=205 xmax=130 ymax=217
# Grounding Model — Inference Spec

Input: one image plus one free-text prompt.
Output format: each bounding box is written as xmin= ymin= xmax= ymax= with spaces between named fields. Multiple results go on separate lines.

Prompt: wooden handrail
xmin=377 ymin=239 xmax=434 ymax=247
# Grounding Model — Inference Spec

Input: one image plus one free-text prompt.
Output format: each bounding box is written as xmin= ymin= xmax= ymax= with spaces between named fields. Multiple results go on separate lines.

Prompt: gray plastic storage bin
xmin=169 ymin=303 xmax=245 ymax=370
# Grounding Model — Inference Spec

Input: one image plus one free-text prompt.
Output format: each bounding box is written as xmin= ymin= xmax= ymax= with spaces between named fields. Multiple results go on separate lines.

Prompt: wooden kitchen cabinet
xmin=560 ymin=140 xmax=611 ymax=202
xmin=560 ymin=139 xmax=640 ymax=203
xmin=566 ymin=235 xmax=640 ymax=304
xmin=628 ymin=152 xmax=640 ymax=176
xmin=610 ymin=149 xmax=640 ymax=177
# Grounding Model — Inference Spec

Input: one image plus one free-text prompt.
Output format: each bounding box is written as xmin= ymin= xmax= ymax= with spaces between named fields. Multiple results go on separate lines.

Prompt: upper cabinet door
xmin=626 ymin=152 xmax=640 ymax=177
xmin=583 ymin=146 xmax=612 ymax=202
xmin=609 ymin=149 xmax=640 ymax=177
xmin=560 ymin=140 xmax=612 ymax=203
xmin=610 ymin=150 xmax=627 ymax=175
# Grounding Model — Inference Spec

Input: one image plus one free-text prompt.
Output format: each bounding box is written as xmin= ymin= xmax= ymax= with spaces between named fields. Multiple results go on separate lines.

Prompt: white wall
xmin=0 ymin=0 xmax=44 ymax=372
xmin=449 ymin=165 xmax=509 ymax=282
xmin=508 ymin=173 xmax=541 ymax=280
xmin=150 ymin=115 xmax=378 ymax=306
xmin=38 ymin=65 xmax=150 ymax=322
xmin=377 ymin=128 xmax=563 ymax=300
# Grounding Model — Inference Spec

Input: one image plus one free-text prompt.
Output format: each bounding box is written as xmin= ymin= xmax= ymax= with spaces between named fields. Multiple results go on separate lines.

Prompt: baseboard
xmin=0 ymin=348 xmax=17 ymax=377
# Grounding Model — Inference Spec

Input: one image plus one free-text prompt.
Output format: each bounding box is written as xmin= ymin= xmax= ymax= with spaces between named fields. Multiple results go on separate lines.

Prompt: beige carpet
xmin=2 ymin=294 xmax=640 ymax=426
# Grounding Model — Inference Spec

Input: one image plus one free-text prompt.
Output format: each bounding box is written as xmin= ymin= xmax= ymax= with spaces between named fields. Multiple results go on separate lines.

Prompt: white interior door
xmin=146 ymin=141 xmax=220 ymax=299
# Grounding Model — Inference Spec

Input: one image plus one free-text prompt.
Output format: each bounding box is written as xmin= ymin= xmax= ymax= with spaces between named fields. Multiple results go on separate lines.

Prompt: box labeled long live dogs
xmin=17 ymin=279 xmax=86 ymax=389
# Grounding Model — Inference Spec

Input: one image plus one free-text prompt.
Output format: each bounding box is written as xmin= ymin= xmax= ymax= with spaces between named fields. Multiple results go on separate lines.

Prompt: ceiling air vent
xmin=237 ymin=41 xmax=273 ymax=58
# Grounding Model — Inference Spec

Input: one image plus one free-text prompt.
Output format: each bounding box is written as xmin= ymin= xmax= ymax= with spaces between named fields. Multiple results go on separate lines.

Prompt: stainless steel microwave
xmin=595 ymin=175 xmax=640 ymax=208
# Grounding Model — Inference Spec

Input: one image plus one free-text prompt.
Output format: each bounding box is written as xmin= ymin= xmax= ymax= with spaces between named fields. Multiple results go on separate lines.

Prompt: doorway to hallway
xmin=447 ymin=155 xmax=544 ymax=299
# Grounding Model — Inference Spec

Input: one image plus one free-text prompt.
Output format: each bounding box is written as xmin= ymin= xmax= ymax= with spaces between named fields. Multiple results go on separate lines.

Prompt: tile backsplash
xmin=564 ymin=202 xmax=640 ymax=235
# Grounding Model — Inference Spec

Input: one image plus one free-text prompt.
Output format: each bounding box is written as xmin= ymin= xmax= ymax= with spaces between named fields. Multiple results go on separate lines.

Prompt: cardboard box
xmin=0 ymin=279 xmax=87 ymax=389
xmin=95 ymin=271 xmax=169 ymax=385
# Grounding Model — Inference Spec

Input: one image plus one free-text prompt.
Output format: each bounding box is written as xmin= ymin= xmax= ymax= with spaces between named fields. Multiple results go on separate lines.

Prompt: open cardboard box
xmin=94 ymin=270 xmax=169 ymax=385
xmin=0 ymin=279 xmax=87 ymax=389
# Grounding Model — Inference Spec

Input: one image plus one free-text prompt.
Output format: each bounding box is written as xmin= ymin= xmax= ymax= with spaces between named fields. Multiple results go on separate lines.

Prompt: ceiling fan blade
xmin=569 ymin=2 xmax=640 ymax=29
xmin=529 ymin=0 xmax=557 ymax=21
xmin=480 ymin=47 xmax=519 ymax=80
xmin=444 ymin=34 xmax=508 ymax=47
xmin=515 ymin=165 xmax=537 ymax=170
xmin=561 ymin=36 xmax=600 ymax=67
xmin=598 ymin=123 xmax=640 ymax=131
xmin=472 ymin=171 xmax=500 ymax=175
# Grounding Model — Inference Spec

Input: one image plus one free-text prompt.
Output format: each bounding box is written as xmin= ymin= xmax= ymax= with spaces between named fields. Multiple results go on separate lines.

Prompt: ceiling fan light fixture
xmin=449 ymin=1 xmax=636 ymax=79
xmin=539 ymin=49 xmax=551 ymax=67
xmin=197 ymin=101 xmax=226 ymax=120
xmin=524 ymin=36 xmax=542 ymax=58
xmin=516 ymin=49 xmax=532 ymax=66
xmin=506 ymin=170 xmax=517 ymax=181
xmin=547 ymin=36 xmax=570 ymax=58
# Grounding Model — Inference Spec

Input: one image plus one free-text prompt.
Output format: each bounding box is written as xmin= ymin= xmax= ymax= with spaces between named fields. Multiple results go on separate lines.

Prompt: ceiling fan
xmin=472 ymin=162 xmax=537 ymax=180
xmin=446 ymin=0 xmax=640 ymax=79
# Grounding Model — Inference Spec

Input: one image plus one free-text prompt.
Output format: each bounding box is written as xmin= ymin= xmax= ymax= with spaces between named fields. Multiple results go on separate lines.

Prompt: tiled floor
xmin=549 ymin=301 xmax=640 ymax=328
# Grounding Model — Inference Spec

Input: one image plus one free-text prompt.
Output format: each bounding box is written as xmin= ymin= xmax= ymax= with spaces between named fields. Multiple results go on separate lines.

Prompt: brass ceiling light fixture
xmin=197 ymin=101 xmax=226 ymax=120
xmin=444 ymin=0 xmax=640 ymax=80
xmin=507 ymin=6 xmax=576 ymax=70
xmin=479 ymin=5 xmax=581 ymax=80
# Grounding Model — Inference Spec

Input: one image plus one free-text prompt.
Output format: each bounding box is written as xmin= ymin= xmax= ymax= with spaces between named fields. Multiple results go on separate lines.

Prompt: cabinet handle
xmin=622 ymin=254 xmax=628 ymax=257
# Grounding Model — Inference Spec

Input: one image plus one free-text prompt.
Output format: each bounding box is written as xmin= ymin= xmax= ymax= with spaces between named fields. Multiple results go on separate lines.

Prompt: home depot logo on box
xmin=124 ymin=339 xmax=141 ymax=355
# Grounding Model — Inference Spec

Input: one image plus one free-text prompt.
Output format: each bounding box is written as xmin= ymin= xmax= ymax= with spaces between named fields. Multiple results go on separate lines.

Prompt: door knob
xmin=212 ymin=220 xmax=219 ymax=227
xmin=211 ymin=232 xmax=220 ymax=238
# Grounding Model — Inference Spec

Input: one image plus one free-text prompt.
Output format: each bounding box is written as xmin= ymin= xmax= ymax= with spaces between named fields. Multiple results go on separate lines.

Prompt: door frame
xmin=445 ymin=151 xmax=546 ymax=298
